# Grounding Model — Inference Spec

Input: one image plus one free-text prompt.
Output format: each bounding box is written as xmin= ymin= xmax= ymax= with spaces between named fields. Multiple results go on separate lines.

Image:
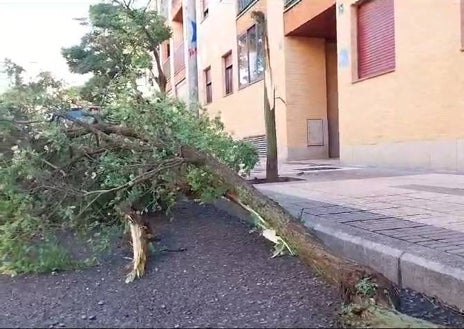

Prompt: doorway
xmin=326 ymin=41 xmax=339 ymax=158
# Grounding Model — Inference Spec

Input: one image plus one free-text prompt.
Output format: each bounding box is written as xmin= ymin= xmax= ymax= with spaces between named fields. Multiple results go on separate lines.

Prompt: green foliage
xmin=0 ymin=62 xmax=259 ymax=275
xmin=355 ymin=277 xmax=378 ymax=298
xmin=2 ymin=58 xmax=25 ymax=88
xmin=62 ymin=1 xmax=172 ymax=102
xmin=0 ymin=185 xmax=76 ymax=274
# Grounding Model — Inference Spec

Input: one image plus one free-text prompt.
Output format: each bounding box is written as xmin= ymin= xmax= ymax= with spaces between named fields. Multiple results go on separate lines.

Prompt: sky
xmin=0 ymin=0 xmax=101 ymax=87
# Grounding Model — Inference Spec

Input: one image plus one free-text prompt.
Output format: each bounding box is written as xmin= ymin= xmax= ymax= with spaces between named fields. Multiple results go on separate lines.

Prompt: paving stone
xmin=369 ymin=221 xmax=426 ymax=231
xmin=435 ymin=237 xmax=464 ymax=244
xmin=405 ymin=226 xmax=450 ymax=235
xmin=433 ymin=244 xmax=463 ymax=252
xmin=443 ymin=245 xmax=464 ymax=252
xmin=447 ymin=248 xmax=464 ymax=256
xmin=303 ymin=206 xmax=353 ymax=216
xmin=417 ymin=241 xmax=455 ymax=248
xmin=401 ymin=236 xmax=435 ymax=243
xmin=318 ymin=211 xmax=390 ymax=223
xmin=379 ymin=226 xmax=446 ymax=239
xmin=376 ymin=228 xmax=416 ymax=237
xmin=376 ymin=207 xmax=429 ymax=217
xmin=397 ymin=184 xmax=464 ymax=196
xmin=288 ymin=201 xmax=328 ymax=209
xmin=419 ymin=231 xmax=464 ymax=240
xmin=348 ymin=218 xmax=424 ymax=232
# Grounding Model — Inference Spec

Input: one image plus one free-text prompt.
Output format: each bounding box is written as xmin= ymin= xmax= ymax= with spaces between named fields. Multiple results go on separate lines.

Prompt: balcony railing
xmin=173 ymin=42 xmax=185 ymax=75
xmin=162 ymin=57 xmax=171 ymax=80
xmin=237 ymin=0 xmax=256 ymax=15
xmin=284 ymin=0 xmax=302 ymax=9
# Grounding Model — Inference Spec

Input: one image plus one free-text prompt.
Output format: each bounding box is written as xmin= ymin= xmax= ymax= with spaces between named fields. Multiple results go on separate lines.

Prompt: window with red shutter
xmin=357 ymin=0 xmax=395 ymax=79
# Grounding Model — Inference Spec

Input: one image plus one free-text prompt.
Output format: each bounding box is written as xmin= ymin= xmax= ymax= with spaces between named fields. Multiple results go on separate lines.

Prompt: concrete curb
xmin=213 ymin=198 xmax=464 ymax=310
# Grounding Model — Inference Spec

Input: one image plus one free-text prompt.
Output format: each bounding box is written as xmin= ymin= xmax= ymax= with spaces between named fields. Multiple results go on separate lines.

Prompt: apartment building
xmin=157 ymin=0 xmax=464 ymax=171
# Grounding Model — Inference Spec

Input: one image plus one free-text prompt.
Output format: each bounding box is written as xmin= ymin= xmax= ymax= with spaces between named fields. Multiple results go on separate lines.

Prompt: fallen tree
xmin=1 ymin=87 xmax=441 ymax=327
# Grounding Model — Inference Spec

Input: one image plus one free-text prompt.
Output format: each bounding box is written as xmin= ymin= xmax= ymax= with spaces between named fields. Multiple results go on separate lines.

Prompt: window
xmin=204 ymin=67 xmax=212 ymax=104
xmin=237 ymin=24 xmax=264 ymax=88
xmin=357 ymin=0 xmax=395 ymax=79
xmin=461 ymin=0 xmax=464 ymax=49
xmin=223 ymin=52 xmax=233 ymax=95
xmin=202 ymin=0 xmax=209 ymax=18
xmin=237 ymin=0 xmax=256 ymax=16
xmin=166 ymin=43 xmax=170 ymax=57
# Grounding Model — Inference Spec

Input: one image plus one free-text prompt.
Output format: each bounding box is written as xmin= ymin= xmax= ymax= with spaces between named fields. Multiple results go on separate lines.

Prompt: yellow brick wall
xmin=196 ymin=0 xmax=291 ymax=159
xmin=196 ymin=0 xmax=265 ymax=139
xmin=337 ymin=0 xmax=464 ymax=146
xmin=266 ymin=0 xmax=288 ymax=159
xmin=284 ymin=37 xmax=329 ymax=159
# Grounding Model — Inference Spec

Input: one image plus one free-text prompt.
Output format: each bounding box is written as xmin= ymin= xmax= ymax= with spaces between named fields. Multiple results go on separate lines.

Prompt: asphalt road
xmin=0 ymin=203 xmax=339 ymax=328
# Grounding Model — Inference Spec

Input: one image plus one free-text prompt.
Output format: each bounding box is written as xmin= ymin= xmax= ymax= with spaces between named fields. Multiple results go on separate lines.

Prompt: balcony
xmin=237 ymin=0 xmax=257 ymax=16
xmin=284 ymin=0 xmax=336 ymax=39
xmin=173 ymin=42 xmax=185 ymax=75
xmin=284 ymin=0 xmax=302 ymax=10
xmin=172 ymin=0 xmax=183 ymax=22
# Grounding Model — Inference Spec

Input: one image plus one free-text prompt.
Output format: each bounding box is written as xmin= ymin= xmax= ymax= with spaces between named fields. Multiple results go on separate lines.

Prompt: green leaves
xmin=2 ymin=58 xmax=25 ymax=88
xmin=355 ymin=277 xmax=378 ymax=298
xmin=0 ymin=52 xmax=259 ymax=275
xmin=62 ymin=1 xmax=172 ymax=100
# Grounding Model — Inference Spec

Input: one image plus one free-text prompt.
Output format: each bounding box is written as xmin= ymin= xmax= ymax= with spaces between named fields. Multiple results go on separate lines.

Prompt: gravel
xmin=0 ymin=202 xmax=339 ymax=328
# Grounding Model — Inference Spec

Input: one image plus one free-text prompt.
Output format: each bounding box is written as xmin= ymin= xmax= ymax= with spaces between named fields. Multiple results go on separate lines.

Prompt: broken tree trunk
xmin=180 ymin=145 xmax=444 ymax=328
xmin=63 ymin=119 xmax=441 ymax=327
xmin=180 ymin=145 xmax=398 ymax=306
xmin=121 ymin=208 xmax=151 ymax=283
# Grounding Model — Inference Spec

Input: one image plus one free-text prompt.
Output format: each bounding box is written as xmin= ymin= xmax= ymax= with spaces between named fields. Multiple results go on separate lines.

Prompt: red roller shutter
xmin=357 ymin=0 xmax=395 ymax=79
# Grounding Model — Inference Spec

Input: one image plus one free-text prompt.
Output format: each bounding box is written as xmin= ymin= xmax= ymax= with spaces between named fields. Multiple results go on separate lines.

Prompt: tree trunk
xmin=255 ymin=11 xmax=278 ymax=182
xmin=63 ymin=121 xmax=440 ymax=327
xmin=180 ymin=145 xmax=448 ymax=327
xmin=122 ymin=208 xmax=151 ymax=283
xmin=339 ymin=303 xmax=443 ymax=328
xmin=180 ymin=145 xmax=400 ymax=307
xmin=152 ymin=49 xmax=167 ymax=93
xmin=264 ymin=84 xmax=278 ymax=182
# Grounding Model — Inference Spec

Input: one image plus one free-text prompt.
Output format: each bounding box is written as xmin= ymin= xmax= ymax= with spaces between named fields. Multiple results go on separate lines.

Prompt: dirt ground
xmin=0 ymin=202 xmax=340 ymax=328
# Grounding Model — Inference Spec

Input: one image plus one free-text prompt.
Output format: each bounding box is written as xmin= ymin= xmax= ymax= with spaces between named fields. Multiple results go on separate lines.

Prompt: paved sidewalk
xmin=245 ymin=160 xmax=464 ymax=309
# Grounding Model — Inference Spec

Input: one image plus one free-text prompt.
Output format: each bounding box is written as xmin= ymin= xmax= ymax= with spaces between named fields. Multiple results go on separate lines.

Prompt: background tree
xmin=62 ymin=0 xmax=171 ymax=102
xmin=2 ymin=58 xmax=25 ymax=88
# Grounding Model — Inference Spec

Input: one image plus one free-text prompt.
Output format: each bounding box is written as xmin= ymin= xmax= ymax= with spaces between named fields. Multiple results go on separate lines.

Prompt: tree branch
xmin=0 ymin=119 xmax=43 ymax=125
xmin=84 ymin=158 xmax=184 ymax=195
xmin=112 ymin=0 xmax=167 ymax=92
